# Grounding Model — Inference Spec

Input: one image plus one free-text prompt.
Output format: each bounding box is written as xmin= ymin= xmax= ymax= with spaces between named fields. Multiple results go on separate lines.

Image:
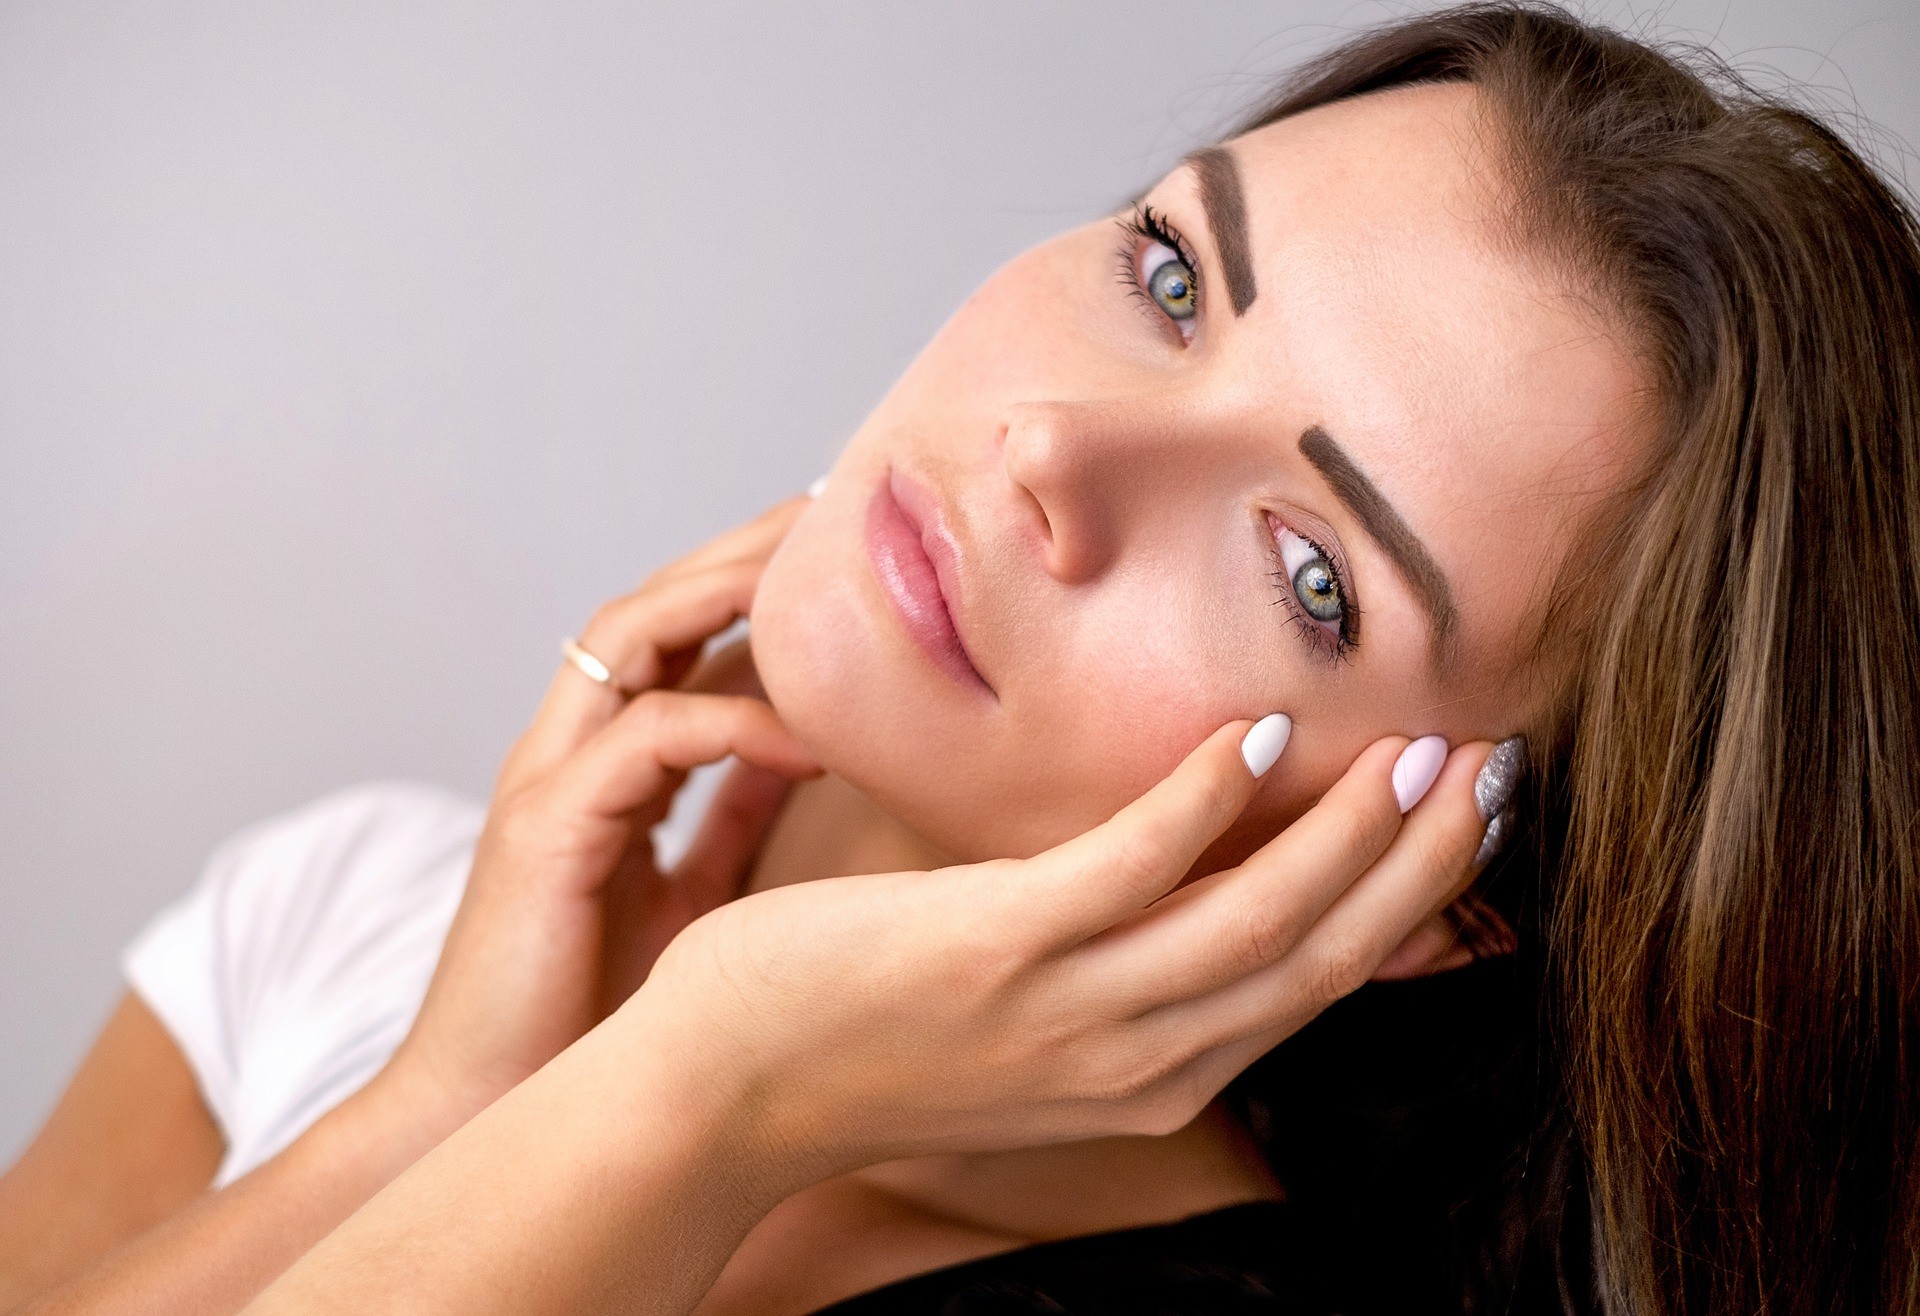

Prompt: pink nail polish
xmin=1391 ymin=736 xmax=1449 ymax=813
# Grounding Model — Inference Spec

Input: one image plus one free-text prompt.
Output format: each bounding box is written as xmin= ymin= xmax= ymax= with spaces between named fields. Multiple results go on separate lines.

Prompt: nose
xmin=1000 ymin=399 xmax=1191 ymax=584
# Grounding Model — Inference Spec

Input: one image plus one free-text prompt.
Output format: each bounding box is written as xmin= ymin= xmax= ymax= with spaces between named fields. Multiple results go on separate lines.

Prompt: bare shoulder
xmin=0 ymin=992 xmax=221 ymax=1307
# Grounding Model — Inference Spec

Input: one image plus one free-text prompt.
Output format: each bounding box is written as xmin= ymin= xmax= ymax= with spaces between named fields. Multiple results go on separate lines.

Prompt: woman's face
xmin=753 ymin=82 xmax=1646 ymax=866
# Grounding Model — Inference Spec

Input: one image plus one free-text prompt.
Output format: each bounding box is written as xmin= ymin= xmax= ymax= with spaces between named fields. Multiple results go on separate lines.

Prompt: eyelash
xmin=1267 ymin=529 xmax=1361 ymax=664
xmin=1113 ymin=205 xmax=1202 ymax=336
xmin=1113 ymin=206 xmax=1356 ymax=663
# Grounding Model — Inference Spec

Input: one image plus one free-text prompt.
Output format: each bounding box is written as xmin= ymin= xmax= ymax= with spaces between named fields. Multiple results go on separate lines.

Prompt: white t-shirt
xmin=122 ymin=768 xmax=725 ymax=1187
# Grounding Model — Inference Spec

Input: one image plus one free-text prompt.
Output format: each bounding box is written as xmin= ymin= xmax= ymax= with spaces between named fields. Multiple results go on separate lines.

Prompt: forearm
xmin=244 ymin=996 xmax=794 ymax=1316
xmin=12 ymin=1072 xmax=463 ymax=1316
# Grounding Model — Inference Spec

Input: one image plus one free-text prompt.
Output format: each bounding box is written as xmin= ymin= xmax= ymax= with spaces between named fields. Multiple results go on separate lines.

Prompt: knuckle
xmin=1183 ymin=773 xmax=1235 ymax=831
xmin=718 ymin=694 xmax=773 ymax=735
xmin=1326 ymin=792 xmax=1401 ymax=862
xmin=979 ymin=866 xmax=1063 ymax=961
xmin=1122 ymin=1084 xmax=1206 ymax=1139
xmin=492 ymin=789 xmax=571 ymax=860
xmin=625 ymin=688 xmax=673 ymax=735
xmin=583 ymin=598 xmax=629 ymax=641
xmin=947 ymin=936 xmax=1023 ymax=999
xmin=1313 ymin=934 xmax=1375 ymax=1003
xmin=1221 ymin=898 xmax=1298 ymax=977
xmin=1082 ymin=1033 xmax=1188 ymax=1114
xmin=1407 ymin=822 xmax=1471 ymax=887
xmin=925 ymin=903 xmax=1025 ymax=997
xmin=1086 ymin=1053 xmax=1166 ymax=1111
xmin=1107 ymin=825 xmax=1178 ymax=890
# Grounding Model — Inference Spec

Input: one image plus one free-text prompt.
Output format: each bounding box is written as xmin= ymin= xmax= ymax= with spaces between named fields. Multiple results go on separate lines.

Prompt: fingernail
xmin=1239 ymin=714 xmax=1292 ymax=778
xmin=807 ymin=474 xmax=829 ymax=498
xmin=1475 ymin=806 xmax=1513 ymax=867
xmin=1474 ymin=736 xmax=1527 ymax=823
xmin=1391 ymin=735 xmax=1449 ymax=813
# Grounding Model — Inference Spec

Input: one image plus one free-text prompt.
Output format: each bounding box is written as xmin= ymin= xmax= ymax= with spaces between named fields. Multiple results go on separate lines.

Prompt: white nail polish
xmin=1240 ymin=714 xmax=1292 ymax=778
xmin=1391 ymin=735 xmax=1449 ymax=813
xmin=807 ymin=474 xmax=829 ymax=498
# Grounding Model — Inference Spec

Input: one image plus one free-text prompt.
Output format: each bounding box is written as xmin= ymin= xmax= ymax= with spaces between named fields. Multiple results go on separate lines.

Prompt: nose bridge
xmin=1000 ymin=396 xmax=1205 ymax=584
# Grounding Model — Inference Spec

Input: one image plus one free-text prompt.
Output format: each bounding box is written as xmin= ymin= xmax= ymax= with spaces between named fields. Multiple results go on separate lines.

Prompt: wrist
xmin=248 ymin=993 xmax=818 ymax=1314
xmin=323 ymin=1060 xmax=490 ymax=1188
xmin=601 ymin=983 xmax=829 ymax=1214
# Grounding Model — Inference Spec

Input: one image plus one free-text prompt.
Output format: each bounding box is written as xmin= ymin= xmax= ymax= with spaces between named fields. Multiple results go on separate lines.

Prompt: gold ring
xmin=560 ymin=637 xmax=634 ymax=699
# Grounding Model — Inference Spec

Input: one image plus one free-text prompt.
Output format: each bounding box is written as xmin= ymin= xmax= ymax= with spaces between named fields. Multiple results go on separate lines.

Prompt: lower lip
xmin=865 ymin=475 xmax=993 ymax=697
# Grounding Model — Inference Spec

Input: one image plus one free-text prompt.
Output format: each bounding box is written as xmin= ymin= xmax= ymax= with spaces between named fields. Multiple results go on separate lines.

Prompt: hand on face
xmin=754 ymin=89 xmax=1635 ymax=873
xmin=633 ymin=715 xmax=1501 ymax=1180
xmin=377 ymin=498 xmax=823 ymax=1130
xmin=364 ymin=483 xmax=1509 ymax=1170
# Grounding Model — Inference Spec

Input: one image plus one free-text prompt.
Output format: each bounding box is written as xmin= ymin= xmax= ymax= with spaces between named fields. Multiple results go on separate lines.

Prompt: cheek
xmin=977 ymin=583 xmax=1298 ymax=851
xmin=754 ymin=498 xmax=1449 ymax=866
xmin=754 ymin=524 xmax=1267 ymax=861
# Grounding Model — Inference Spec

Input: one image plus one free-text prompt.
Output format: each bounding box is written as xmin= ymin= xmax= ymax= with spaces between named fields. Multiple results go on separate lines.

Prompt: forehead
xmin=1219 ymin=83 xmax=1647 ymax=671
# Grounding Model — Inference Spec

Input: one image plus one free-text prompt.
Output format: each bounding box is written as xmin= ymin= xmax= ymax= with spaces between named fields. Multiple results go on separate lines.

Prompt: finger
xmin=578 ymin=558 xmax=770 ymax=695
xmin=668 ymin=760 xmax=798 ymax=911
xmin=675 ymin=632 xmax=761 ymax=697
xmin=549 ymin=690 xmax=821 ymax=825
xmin=1368 ymin=912 xmax=1477 ymax=980
xmin=1028 ymin=718 xmax=1275 ymax=946
xmin=1136 ymin=741 xmax=1493 ymax=1055
xmin=643 ymin=496 xmax=809 ymax=587
xmin=596 ymin=844 xmax=677 ymax=1014
xmin=1085 ymin=735 xmax=1411 ymax=1010
xmin=606 ymin=499 xmax=806 ymax=686
xmin=511 ymin=500 xmax=809 ymax=777
xmin=520 ymin=560 xmax=769 ymax=771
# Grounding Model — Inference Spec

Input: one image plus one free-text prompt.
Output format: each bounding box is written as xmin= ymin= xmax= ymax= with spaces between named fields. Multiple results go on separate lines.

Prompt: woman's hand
xmin=639 ymin=720 xmax=1495 ymax=1180
xmin=246 ymin=720 xmax=1499 ymax=1316
xmin=375 ymin=498 xmax=822 ymax=1130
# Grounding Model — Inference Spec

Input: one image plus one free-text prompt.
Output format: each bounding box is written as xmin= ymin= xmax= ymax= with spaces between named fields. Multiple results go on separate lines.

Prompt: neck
xmin=746 ymin=771 xmax=956 ymax=895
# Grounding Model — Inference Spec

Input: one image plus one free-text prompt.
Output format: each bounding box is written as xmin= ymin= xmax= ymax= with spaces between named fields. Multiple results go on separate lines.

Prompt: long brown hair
xmin=1232 ymin=7 xmax=1920 ymax=1313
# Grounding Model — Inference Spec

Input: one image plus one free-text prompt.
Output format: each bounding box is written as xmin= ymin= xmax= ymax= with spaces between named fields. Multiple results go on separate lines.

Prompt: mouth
xmin=865 ymin=468 xmax=996 ymax=699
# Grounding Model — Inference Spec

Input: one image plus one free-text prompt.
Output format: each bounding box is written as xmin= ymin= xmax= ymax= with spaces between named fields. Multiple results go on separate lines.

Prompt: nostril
xmin=1008 ymin=471 xmax=1053 ymax=547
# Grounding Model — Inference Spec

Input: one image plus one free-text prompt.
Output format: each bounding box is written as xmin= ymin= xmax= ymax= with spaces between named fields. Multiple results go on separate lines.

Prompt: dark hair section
xmin=1221 ymin=6 xmax=1920 ymax=1314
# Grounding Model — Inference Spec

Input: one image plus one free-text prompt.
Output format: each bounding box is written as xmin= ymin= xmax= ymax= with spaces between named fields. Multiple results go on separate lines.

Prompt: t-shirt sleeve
xmin=122 ymin=782 xmax=483 ymax=1185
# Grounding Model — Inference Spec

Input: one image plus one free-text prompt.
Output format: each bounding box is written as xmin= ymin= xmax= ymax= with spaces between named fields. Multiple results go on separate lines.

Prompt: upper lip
xmin=889 ymin=468 xmax=992 ymax=690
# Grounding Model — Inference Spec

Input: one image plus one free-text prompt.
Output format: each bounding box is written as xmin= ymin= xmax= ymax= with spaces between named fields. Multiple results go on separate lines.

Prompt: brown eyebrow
xmin=1187 ymin=147 xmax=1258 ymax=316
xmin=1298 ymin=425 xmax=1458 ymax=663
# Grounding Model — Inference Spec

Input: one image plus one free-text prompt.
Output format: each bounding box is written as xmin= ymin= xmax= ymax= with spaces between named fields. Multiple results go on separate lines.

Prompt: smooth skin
xmin=240 ymin=531 xmax=1495 ymax=1315
xmin=0 ymin=997 xmax=220 ymax=1306
xmin=0 ymin=500 xmax=1486 ymax=1316
xmin=1 ymin=81 xmax=1642 ymax=1312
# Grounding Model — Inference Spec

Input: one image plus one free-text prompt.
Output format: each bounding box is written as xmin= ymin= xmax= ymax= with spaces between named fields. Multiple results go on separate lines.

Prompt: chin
xmin=749 ymin=524 xmax=876 ymax=773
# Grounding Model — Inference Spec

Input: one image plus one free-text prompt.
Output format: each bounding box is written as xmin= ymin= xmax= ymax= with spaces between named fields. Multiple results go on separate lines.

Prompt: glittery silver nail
xmin=1474 ymin=736 xmax=1527 ymax=823
xmin=1474 ymin=806 xmax=1512 ymax=867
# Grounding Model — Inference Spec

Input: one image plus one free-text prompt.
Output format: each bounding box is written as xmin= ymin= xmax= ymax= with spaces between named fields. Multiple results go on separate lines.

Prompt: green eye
xmin=1147 ymin=254 xmax=1197 ymax=320
xmin=1273 ymin=520 xmax=1353 ymax=659
xmin=1293 ymin=556 xmax=1344 ymax=623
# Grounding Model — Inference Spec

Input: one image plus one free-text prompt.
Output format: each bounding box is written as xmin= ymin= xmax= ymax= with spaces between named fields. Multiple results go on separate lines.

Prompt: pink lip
xmin=865 ymin=470 xmax=994 ymax=698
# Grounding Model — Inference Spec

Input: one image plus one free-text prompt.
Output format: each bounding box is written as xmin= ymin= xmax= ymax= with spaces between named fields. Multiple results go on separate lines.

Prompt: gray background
xmin=2 ymin=0 xmax=1914 ymax=1162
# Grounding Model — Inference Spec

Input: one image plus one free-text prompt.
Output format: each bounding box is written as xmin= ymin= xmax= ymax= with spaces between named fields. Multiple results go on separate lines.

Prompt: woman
xmin=3 ymin=4 xmax=1916 ymax=1312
